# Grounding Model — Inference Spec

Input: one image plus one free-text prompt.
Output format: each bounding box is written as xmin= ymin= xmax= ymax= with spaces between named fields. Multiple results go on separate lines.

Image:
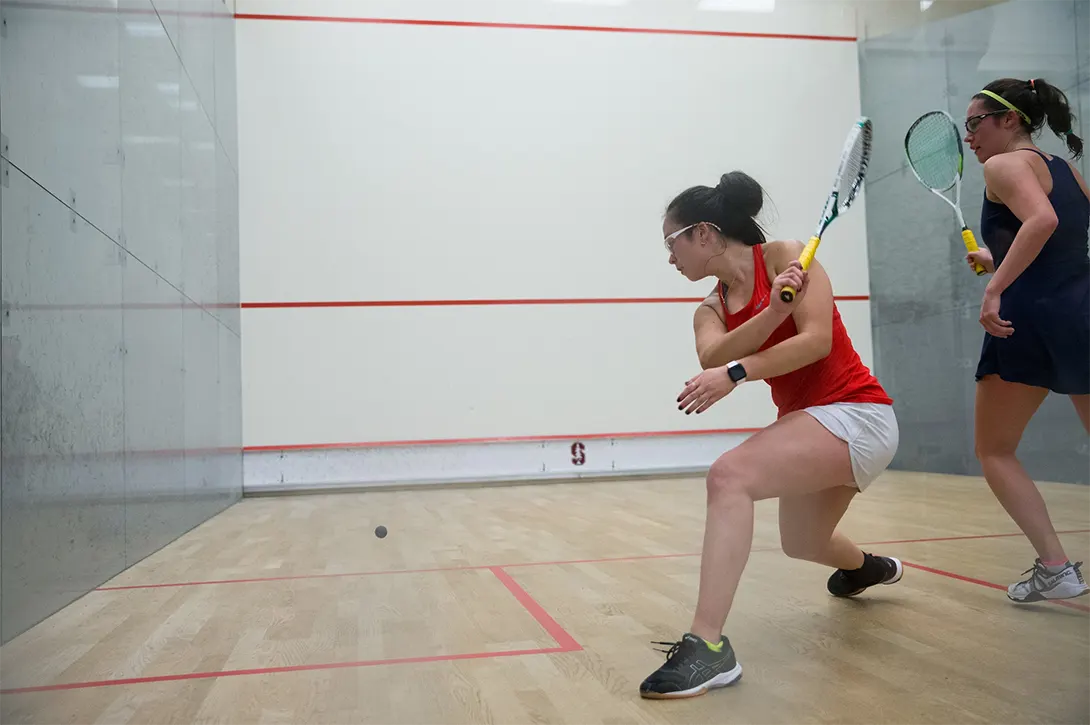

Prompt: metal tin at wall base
xmin=242 ymin=432 xmax=753 ymax=494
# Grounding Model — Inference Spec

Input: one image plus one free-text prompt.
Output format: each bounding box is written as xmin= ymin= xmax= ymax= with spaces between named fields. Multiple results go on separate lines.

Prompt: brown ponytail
xmin=974 ymin=77 xmax=1083 ymax=159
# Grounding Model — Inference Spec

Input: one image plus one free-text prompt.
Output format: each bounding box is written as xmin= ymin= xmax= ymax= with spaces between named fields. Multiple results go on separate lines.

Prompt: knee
xmin=706 ymin=455 xmax=751 ymax=503
xmin=974 ymin=434 xmax=1015 ymax=463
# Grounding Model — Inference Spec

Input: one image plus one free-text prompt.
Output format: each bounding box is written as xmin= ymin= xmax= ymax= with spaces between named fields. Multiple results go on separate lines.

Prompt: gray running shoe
xmin=1008 ymin=559 xmax=1089 ymax=602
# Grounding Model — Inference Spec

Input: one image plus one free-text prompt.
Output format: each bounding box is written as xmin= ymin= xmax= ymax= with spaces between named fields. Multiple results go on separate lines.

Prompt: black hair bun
xmin=717 ymin=171 xmax=764 ymax=218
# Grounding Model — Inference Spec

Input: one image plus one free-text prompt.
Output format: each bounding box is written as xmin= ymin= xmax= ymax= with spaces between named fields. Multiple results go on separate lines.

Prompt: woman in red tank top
xmin=639 ymin=171 xmax=903 ymax=700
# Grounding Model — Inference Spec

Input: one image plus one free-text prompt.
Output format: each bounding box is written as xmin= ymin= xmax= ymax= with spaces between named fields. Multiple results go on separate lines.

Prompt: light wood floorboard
xmin=2 ymin=471 xmax=1088 ymax=724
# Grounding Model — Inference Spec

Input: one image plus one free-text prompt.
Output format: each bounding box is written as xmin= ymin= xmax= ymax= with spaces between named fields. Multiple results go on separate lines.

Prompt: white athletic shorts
xmin=803 ymin=402 xmax=899 ymax=492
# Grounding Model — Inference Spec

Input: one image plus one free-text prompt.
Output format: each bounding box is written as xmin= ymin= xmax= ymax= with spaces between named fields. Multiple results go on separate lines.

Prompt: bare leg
xmin=779 ymin=486 xmax=863 ymax=570
xmin=1070 ymin=394 xmax=1089 ymax=433
xmin=975 ymin=375 xmax=1066 ymax=562
xmin=688 ymin=410 xmax=856 ymax=643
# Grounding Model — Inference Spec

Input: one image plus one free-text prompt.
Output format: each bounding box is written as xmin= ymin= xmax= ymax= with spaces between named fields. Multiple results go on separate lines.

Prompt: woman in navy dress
xmin=962 ymin=77 xmax=1089 ymax=602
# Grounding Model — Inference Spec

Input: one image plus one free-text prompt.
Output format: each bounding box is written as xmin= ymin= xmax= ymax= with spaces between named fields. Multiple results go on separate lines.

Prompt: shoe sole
xmin=1008 ymin=584 xmax=1090 ymax=603
xmin=639 ymin=663 xmax=743 ymax=699
xmin=832 ymin=557 xmax=904 ymax=598
xmin=883 ymin=557 xmax=904 ymax=586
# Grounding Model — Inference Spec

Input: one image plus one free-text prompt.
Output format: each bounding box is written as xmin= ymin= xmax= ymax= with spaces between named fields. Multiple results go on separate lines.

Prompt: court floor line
xmin=491 ymin=566 xmax=582 ymax=651
xmin=96 ymin=529 xmax=1090 ymax=592
xmin=0 ymin=645 xmax=577 ymax=695
xmin=901 ymin=562 xmax=1090 ymax=613
xmin=95 ymin=551 xmax=707 ymax=591
xmin=6 ymin=540 xmax=1085 ymax=694
xmin=0 ymin=567 xmax=581 ymax=695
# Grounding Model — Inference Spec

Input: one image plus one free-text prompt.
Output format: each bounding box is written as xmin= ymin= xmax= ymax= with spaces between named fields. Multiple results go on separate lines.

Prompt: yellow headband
xmin=978 ymin=89 xmax=1032 ymax=125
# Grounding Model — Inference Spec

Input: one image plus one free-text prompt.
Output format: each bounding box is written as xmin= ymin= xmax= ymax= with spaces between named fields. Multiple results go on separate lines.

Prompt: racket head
xmin=833 ymin=116 xmax=872 ymax=212
xmin=904 ymin=109 xmax=963 ymax=192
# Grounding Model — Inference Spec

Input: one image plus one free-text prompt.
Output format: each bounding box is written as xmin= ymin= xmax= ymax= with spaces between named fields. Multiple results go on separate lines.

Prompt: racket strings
xmin=837 ymin=132 xmax=870 ymax=208
xmin=905 ymin=114 xmax=961 ymax=190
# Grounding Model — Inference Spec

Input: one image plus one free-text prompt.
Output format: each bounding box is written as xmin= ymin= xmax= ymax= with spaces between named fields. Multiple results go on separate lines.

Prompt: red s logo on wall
xmin=571 ymin=442 xmax=586 ymax=466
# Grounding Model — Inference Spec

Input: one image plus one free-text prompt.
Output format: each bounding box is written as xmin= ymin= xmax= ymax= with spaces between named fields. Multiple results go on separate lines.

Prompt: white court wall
xmin=236 ymin=0 xmax=882 ymax=490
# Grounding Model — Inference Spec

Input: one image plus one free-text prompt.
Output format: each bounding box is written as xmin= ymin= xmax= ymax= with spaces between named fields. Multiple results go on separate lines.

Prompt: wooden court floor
xmin=2 ymin=470 xmax=1088 ymax=724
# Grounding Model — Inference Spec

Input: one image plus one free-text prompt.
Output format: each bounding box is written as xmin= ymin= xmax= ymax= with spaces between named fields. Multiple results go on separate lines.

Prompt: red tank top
xmin=718 ymin=244 xmax=892 ymax=418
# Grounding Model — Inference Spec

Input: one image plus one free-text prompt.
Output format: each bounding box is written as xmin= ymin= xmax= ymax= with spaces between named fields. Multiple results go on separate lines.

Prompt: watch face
xmin=728 ymin=364 xmax=745 ymax=382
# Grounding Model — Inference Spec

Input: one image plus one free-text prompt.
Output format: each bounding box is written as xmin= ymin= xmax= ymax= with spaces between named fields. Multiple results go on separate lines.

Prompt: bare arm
xmin=733 ymin=245 xmax=834 ymax=382
xmin=983 ymin=153 xmax=1059 ymax=296
xmin=694 ymin=297 xmax=790 ymax=370
xmin=674 ymin=245 xmax=836 ymax=415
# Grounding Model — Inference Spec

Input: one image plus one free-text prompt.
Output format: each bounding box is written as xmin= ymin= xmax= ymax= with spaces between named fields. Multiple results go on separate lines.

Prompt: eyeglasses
xmin=964 ymin=109 xmax=1010 ymax=134
xmin=664 ymin=221 xmax=721 ymax=252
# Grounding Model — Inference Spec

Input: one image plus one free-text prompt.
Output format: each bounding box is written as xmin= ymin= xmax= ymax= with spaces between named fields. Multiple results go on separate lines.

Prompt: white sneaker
xmin=1007 ymin=559 xmax=1089 ymax=602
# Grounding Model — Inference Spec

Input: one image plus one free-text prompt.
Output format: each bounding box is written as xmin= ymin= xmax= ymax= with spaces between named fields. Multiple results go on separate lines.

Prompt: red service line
xmin=902 ymin=562 xmax=1090 ymax=613
xmin=859 ymin=530 xmax=1090 ymax=546
xmin=8 ymin=532 xmax=1087 ymax=693
xmin=94 ymin=530 xmax=1090 ymax=592
xmin=95 ymin=550 xmax=713 ymax=592
xmin=0 ymin=648 xmax=567 ymax=694
xmin=0 ymin=567 xmax=580 ymax=695
xmin=244 ymin=427 xmax=762 ymax=453
xmin=244 ymin=297 xmax=703 ymax=308
xmin=490 ymin=566 xmax=582 ymax=651
xmin=242 ymin=295 xmax=869 ymax=309
xmin=234 ymin=13 xmax=857 ymax=43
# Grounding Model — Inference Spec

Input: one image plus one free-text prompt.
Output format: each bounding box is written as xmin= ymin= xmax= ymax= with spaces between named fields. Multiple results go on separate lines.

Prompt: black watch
xmin=726 ymin=360 xmax=747 ymax=384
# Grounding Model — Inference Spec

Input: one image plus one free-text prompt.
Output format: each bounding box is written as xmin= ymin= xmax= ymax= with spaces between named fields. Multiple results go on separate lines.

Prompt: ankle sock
xmin=1042 ymin=558 xmax=1069 ymax=570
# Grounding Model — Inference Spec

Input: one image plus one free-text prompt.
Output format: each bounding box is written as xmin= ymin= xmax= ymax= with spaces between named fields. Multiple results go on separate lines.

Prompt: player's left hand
xmin=979 ymin=288 xmax=1013 ymax=338
xmin=677 ymin=366 xmax=736 ymax=415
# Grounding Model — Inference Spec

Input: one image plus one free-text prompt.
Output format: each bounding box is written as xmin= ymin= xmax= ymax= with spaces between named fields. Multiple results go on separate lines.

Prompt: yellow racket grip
xmin=780 ymin=235 xmax=821 ymax=303
xmin=962 ymin=228 xmax=986 ymax=276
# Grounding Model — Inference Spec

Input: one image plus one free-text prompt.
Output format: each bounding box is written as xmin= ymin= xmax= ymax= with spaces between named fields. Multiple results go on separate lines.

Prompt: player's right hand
xmin=967 ymin=249 xmax=995 ymax=274
xmin=771 ymin=261 xmax=807 ymax=315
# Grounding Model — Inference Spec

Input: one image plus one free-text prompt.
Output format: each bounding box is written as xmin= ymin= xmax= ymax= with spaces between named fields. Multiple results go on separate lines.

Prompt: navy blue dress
xmin=976 ymin=148 xmax=1090 ymax=395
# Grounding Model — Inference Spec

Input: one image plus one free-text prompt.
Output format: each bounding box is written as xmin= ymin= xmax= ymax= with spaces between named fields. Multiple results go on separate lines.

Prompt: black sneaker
xmin=827 ymin=553 xmax=903 ymax=597
xmin=639 ymin=632 xmax=742 ymax=699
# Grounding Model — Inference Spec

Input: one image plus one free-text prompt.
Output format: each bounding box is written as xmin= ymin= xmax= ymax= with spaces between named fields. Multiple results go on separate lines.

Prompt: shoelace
xmin=1018 ymin=561 xmax=1051 ymax=588
xmin=1019 ymin=560 xmax=1080 ymax=588
xmin=651 ymin=640 xmax=684 ymax=659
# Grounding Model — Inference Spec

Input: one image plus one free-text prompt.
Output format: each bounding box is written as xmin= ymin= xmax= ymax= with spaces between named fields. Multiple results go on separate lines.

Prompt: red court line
xmin=96 ymin=552 xmax=705 ymax=592
xmin=2 ymin=566 xmax=582 ymax=695
xmin=97 ymin=566 xmax=475 ymax=591
xmin=501 ymin=550 xmax=710 ymax=571
xmin=0 ymin=645 xmax=573 ymax=695
xmin=903 ymin=562 xmax=1090 ymax=613
xmin=97 ymin=550 xmax=717 ymax=591
xmin=10 ymin=559 xmax=1086 ymax=695
xmin=490 ymin=567 xmax=582 ymax=651
xmin=863 ymin=529 xmax=1090 ymax=546
xmin=244 ymin=297 xmax=703 ymax=308
xmin=96 ymin=531 xmax=1090 ymax=592
xmin=242 ymin=295 xmax=869 ymax=309
xmin=243 ymin=426 xmax=762 ymax=453
xmin=234 ymin=13 xmax=857 ymax=43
